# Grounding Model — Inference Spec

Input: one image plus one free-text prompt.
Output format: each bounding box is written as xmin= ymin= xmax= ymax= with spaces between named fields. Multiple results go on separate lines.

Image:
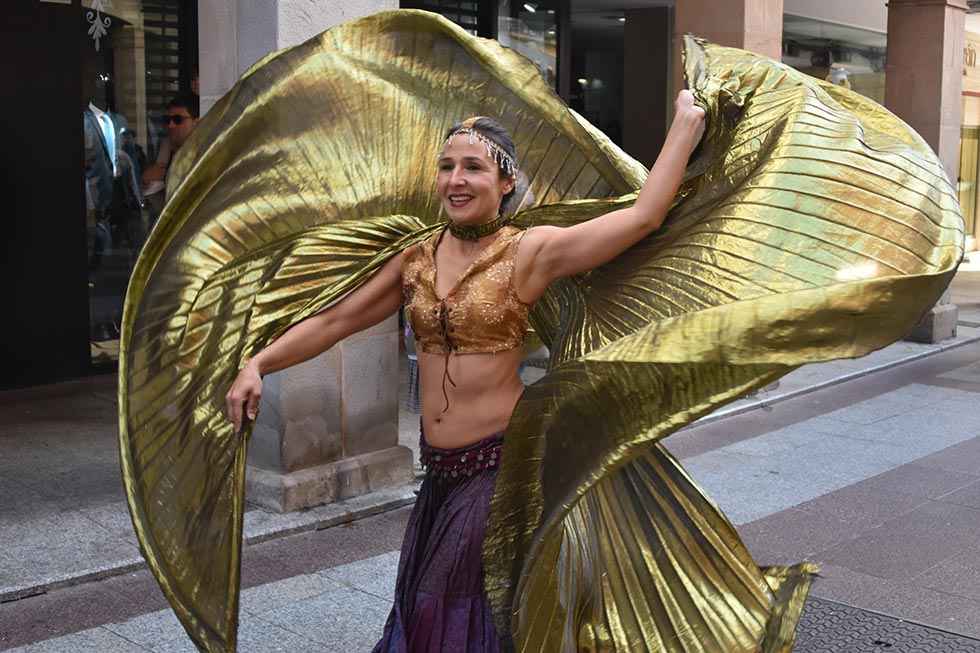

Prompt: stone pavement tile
xmin=236 ymin=618 xmax=325 ymax=653
xmin=898 ymin=382 xmax=980 ymax=402
xmin=915 ymin=436 xmax=980 ymax=476
xmin=0 ymin=511 xmax=140 ymax=588
xmin=810 ymin=404 xmax=980 ymax=452
xmin=319 ymin=550 xmax=399 ymax=601
xmin=909 ymin=594 xmax=980 ymax=640
xmin=240 ymin=507 xmax=408 ymax=588
xmin=817 ymin=394 xmax=919 ymax=426
xmin=0 ymin=577 xmax=158 ymax=650
xmin=937 ymin=479 xmax=980 ymax=510
xmin=722 ymin=426 xmax=819 ymax=458
xmin=147 ymin=616 xmax=323 ymax=653
xmin=23 ymin=457 xmax=127 ymax=508
xmin=851 ymin=461 xmax=979 ymax=500
xmin=102 ymin=609 xmax=185 ymax=649
xmin=240 ymin=573 xmax=345 ymax=616
xmin=911 ymin=549 xmax=980 ymax=603
xmin=255 ymin=583 xmax=389 ymax=651
xmin=807 ymin=563 xmax=893 ymax=606
xmin=937 ymin=361 xmax=980 ymax=384
xmin=0 ymin=478 xmax=55 ymax=524
xmin=738 ymin=508 xmax=859 ymax=563
xmin=143 ymin=636 xmax=197 ymax=653
xmin=77 ymin=501 xmax=139 ymax=544
xmin=856 ymin=580 xmax=980 ymax=639
xmin=813 ymin=500 xmax=980 ymax=580
xmin=0 ymin=510 xmax=139 ymax=564
xmin=690 ymin=427 xmax=922 ymax=525
xmin=793 ymin=480 xmax=927 ymax=533
xmin=5 ymin=626 xmax=148 ymax=652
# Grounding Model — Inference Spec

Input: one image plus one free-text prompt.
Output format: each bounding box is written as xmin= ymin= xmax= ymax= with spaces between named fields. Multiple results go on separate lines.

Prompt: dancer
xmin=223 ymin=98 xmax=704 ymax=651
xmin=119 ymin=11 xmax=962 ymax=653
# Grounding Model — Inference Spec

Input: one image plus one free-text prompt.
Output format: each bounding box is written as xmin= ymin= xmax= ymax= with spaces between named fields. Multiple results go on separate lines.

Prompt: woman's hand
xmin=671 ymin=89 xmax=706 ymax=154
xmin=225 ymin=360 xmax=263 ymax=434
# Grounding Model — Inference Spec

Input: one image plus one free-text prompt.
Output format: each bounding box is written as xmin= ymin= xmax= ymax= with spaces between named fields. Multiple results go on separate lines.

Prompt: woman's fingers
xmin=225 ymin=368 xmax=262 ymax=435
xmin=245 ymin=391 xmax=260 ymax=423
xmin=676 ymin=89 xmax=696 ymax=109
xmin=226 ymin=390 xmax=242 ymax=433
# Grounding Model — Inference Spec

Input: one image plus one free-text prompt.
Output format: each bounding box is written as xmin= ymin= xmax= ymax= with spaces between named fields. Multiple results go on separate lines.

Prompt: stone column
xmin=886 ymin=0 xmax=965 ymax=343
xmin=198 ymin=0 xmax=410 ymax=512
xmin=673 ymin=0 xmax=784 ymax=95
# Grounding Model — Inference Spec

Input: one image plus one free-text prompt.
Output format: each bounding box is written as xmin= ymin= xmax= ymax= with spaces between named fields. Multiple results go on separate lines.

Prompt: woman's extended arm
xmin=224 ymin=250 xmax=406 ymax=432
xmin=516 ymin=90 xmax=705 ymax=300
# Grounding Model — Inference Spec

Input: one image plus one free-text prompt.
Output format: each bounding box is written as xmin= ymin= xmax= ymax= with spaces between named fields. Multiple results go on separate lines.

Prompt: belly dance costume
xmin=119 ymin=12 xmax=962 ymax=653
xmin=373 ymin=226 xmax=529 ymax=652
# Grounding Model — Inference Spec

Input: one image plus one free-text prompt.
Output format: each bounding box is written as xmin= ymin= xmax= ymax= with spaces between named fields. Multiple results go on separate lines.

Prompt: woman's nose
xmin=448 ymin=165 xmax=469 ymax=186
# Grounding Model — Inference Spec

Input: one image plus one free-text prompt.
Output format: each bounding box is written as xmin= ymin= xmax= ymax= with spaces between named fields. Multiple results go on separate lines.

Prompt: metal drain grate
xmin=796 ymin=597 xmax=980 ymax=652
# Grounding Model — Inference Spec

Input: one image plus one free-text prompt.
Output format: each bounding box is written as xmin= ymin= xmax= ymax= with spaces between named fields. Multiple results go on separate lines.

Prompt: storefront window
xmin=782 ymin=14 xmax=886 ymax=104
xmin=400 ymin=1 xmax=485 ymax=36
xmin=960 ymin=30 xmax=980 ymax=251
xmin=567 ymin=9 xmax=624 ymax=146
xmin=82 ymin=0 xmax=198 ymax=364
xmin=497 ymin=1 xmax=559 ymax=89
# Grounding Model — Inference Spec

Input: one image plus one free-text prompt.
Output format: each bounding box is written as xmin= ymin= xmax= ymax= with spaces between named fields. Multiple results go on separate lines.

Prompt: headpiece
xmin=442 ymin=117 xmax=519 ymax=177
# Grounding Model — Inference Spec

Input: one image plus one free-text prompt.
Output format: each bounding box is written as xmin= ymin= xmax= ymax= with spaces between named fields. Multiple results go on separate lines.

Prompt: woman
xmin=120 ymin=12 xmax=960 ymax=653
xmin=224 ymin=97 xmax=706 ymax=649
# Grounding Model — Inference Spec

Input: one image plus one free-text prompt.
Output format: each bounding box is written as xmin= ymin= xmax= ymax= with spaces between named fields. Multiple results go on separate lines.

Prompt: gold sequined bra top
xmin=403 ymin=226 xmax=531 ymax=410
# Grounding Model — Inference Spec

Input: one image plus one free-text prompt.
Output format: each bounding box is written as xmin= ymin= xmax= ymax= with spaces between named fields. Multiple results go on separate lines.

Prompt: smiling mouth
xmin=448 ymin=194 xmax=474 ymax=208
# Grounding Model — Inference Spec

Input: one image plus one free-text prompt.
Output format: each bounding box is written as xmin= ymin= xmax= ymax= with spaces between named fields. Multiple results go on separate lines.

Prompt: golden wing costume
xmin=118 ymin=10 xmax=963 ymax=653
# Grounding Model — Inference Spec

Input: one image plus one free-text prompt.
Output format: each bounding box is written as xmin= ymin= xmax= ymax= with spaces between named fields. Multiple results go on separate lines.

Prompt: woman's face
xmin=437 ymin=135 xmax=514 ymax=225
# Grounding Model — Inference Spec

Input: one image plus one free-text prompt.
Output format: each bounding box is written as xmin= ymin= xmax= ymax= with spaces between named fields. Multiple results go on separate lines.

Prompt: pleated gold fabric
xmin=483 ymin=36 xmax=963 ymax=652
xmin=118 ymin=11 xmax=963 ymax=653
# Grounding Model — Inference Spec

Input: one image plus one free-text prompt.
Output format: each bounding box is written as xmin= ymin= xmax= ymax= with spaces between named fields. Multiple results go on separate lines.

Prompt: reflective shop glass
xmin=498 ymin=0 xmax=559 ymax=89
xmin=782 ymin=14 xmax=886 ymax=104
xmin=83 ymin=0 xmax=198 ymax=365
xmin=961 ymin=30 xmax=980 ymax=250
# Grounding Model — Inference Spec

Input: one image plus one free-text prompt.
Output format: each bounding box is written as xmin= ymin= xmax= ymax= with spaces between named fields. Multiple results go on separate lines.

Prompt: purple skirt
xmin=373 ymin=432 xmax=504 ymax=653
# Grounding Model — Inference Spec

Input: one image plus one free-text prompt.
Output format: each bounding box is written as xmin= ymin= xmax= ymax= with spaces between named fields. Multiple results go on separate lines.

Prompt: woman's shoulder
xmin=400 ymin=241 xmax=428 ymax=283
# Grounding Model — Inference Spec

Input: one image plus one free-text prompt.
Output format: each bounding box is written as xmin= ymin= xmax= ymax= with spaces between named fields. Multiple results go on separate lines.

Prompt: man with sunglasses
xmin=143 ymin=93 xmax=200 ymax=226
xmin=163 ymin=93 xmax=200 ymax=153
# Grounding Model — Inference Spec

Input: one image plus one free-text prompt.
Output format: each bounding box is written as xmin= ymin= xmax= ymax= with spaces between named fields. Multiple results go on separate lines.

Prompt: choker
xmin=447 ymin=213 xmax=514 ymax=241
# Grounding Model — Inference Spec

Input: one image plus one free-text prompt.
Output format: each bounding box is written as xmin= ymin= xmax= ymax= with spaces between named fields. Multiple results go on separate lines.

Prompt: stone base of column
xmin=246 ymin=445 xmax=415 ymax=513
xmin=905 ymin=303 xmax=959 ymax=343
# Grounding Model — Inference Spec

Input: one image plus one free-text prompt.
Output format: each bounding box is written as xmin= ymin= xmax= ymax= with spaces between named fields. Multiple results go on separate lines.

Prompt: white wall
xmin=199 ymin=0 xmax=397 ymax=114
xmin=783 ymin=0 xmax=887 ymax=32
xmin=278 ymin=0 xmax=397 ymax=46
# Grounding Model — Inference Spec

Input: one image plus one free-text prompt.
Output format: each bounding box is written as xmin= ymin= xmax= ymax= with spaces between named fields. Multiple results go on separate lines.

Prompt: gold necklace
xmin=447 ymin=213 xmax=514 ymax=241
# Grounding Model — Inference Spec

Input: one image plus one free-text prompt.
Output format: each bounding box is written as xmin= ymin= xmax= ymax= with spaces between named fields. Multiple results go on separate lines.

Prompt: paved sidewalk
xmin=1 ymin=266 xmax=978 ymax=651
xmin=5 ymin=339 xmax=980 ymax=651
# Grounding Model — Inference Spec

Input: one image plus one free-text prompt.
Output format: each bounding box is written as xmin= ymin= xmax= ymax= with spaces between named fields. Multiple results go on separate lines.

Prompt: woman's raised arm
xmin=516 ymin=90 xmax=705 ymax=300
xmin=225 ymin=249 xmax=407 ymax=432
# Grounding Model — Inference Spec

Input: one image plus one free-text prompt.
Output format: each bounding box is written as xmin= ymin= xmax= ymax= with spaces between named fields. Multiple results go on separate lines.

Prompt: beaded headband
xmin=442 ymin=117 xmax=519 ymax=177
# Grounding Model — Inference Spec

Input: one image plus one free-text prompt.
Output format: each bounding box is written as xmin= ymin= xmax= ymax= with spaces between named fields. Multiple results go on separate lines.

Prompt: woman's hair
xmin=443 ymin=117 xmax=525 ymax=215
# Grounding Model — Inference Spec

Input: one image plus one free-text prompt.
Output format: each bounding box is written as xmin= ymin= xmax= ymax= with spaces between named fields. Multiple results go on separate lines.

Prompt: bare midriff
xmin=417 ymin=346 xmax=526 ymax=448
